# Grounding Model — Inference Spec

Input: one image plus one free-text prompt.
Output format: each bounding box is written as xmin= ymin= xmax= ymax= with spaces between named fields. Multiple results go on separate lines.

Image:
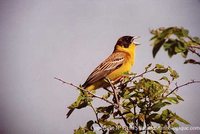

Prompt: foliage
xmin=151 ymin=27 xmax=200 ymax=65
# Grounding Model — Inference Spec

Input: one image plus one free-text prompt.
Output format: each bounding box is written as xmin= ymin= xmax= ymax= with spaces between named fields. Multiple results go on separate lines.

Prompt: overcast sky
xmin=0 ymin=0 xmax=200 ymax=134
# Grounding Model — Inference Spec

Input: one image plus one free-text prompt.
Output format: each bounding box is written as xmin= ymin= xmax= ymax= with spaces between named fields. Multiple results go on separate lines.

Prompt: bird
xmin=82 ymin=35 xmax=140 ymax=91
xmin=67 ymin=35 xmax=140 ymax=118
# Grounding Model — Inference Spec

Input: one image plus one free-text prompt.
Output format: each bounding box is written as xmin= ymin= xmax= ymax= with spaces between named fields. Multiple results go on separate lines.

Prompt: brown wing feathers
xmin=82 ymin=52 xmax=126 ymax=88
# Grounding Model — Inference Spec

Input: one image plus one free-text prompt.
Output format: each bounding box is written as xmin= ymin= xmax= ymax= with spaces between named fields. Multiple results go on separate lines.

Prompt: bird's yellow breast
xmin=107 ymin=55 xmax=133 ymax=81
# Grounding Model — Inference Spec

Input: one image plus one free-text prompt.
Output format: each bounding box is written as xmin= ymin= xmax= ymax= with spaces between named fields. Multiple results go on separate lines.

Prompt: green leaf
xmin=121 ymin=89 xmax=132 ymax=99
xmin=153 ymin=39 xmax=166 ymax=58
xmin=174 ymin=40 xmax=187 ymax=53
xmin=74 ymin=127 xmax=96 ymax=134
xmin=172 ymin=27 xmax=186 ymax=38
xmin=151 ymin=101 xmax=171 ymax=112
xmin=68 ymin=98 xmax=89 ymax=109
xmin=175 ymin=114 xmax=190 ymax=124
xmin=99 ymin=120 xmax=118 ymax=127
xmin=154 ymin=64 xmax=168 ymax=73
xmin=150 ymin=113 xmax=165 ymax=124
xmin=101 ymin=114 xmax=110 ymax=120
xmin=181 ymin=49 xmax=188 ymax=58
xmin=132 ymin=91 xmax=144 ymax=99
xmin=160 ymin=76 xmax=170 ymax=84
xmin=181 ymin=28 xmax=189 ymax=37
xmin=109 ymin=127 xmax=127 ymax=134
xmin=96 ymin=105 xmax=114 ymax=114
xmin=125 ymin=112 xmax=137 ymax=123
xmin=163 ymin=41 xmax=173 ymax=49
xmin=138 ymin=101 xmax=146 ymax=108
xmin=150 ymin=35 xmax=157 ymax=40
xmin=86 ymin=132 xmax=96 ymax=134
xmin=155 ymin=68 xmax=168 ymax=73
xmin=164 ymin=39 xmax=178 ymax=57
xmin=170 ymin=122 xmax=180 ymax=128
xmin=86 ymin=120 xmax=94 ymax=131
xmin=155 ymin=64 xmax=165 ymax=68
xmin=176 ymin=95 xmax=184 ymax=101
xmin=67 ymin=92 xmax=92 ymax=118
xmin=166 ymin=97 xmax=179 ymax=104
xmin=161 ymin=109 xmax=170 ymax=121
xmin=159 ymin=27 xmax=174 ymax=39
xmin=168 ymin=68 xmax=179 ymax=80
xmin=169 ymin=129 xmax=176 ymax=134
xmin=149 ymin=113 xmax=160 ymax=120
xmin=145 ymin=63 xmax=152 ymax=71
xmin=122 ymin=100 xmax=134 ymax=109
xmin=193 ymin=36 xmax=200 ymax=43
xmin=74 ymin=127 xmax=85 ymax=134
xmin=171 ymin=39 xmax=188 ymax=58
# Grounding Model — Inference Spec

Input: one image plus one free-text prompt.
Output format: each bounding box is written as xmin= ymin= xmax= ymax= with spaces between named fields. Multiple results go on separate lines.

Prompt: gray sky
xmin=0 ymin=0 xmax=200 ymax=134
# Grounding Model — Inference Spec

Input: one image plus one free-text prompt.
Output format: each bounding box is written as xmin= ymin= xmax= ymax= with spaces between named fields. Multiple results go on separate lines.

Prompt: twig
xmin=89 ymin=104 xmax=105 ymax=132
xmin=184 ymin=59 xmax=200 ymax=65
xmin=54 ymin=77 xmax=116 ymax=106
xmin=128 ymin=67 xmax=156 ymax=83
xmin=105 ymin=78 xmax=130 ymax=128
xmin=105 ymin=78 xmax=119 ymax=107
xmin=165 ymin=80 xmax=200 ymax=98
xmin=129 ymin=98 xmax=138 ymax=130
xmin=188 ymin=47 xmax=200 ymax=57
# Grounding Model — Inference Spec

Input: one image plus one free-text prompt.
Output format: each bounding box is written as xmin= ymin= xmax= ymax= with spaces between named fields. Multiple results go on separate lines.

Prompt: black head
xmin=116 ymin=36 xmax=140 ymax=48
xmin=116 ymin=36 xmax=133 ymax=48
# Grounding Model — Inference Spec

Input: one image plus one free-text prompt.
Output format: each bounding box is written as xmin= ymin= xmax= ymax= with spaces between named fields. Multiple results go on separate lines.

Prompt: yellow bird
xmin=67 ymin=36 xmax=140 ymax=118
xmin=82 ymin=35 xmax=140 ymax=91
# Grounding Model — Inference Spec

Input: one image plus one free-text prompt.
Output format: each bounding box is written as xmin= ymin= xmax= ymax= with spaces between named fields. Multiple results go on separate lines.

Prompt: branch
xmin=105 ymin=78 xmax=130 ymax=128
xmin=165 ymin=80 xmax=200 ymax=98
xmin=188 ymin=47 xmax=200 ymax=57
xmin=105 ymin=78 xmax=119 ymax=107
xmin=134 ymin=67 xmax=155 ymax=78
xmin=89 ymin=104 xmax=105 ymax=133
xmin=124 ymin=67 xmax=156 ymax=85
xmin=54 ymin=77 xmax=116 ymax=106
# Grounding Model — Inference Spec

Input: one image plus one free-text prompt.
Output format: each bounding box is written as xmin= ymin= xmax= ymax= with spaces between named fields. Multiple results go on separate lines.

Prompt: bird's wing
xmin=82 ymin=52 xmax=126 ymax=88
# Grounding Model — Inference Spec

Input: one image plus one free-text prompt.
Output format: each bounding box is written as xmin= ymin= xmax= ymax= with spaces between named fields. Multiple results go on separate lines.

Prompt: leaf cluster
xmin=151 ymin=27 xmax=200 ymax=65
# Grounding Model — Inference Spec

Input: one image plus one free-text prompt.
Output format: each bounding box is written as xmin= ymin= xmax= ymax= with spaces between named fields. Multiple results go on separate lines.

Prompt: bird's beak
xmin=132 ymin=36 xmax=140 ymax=46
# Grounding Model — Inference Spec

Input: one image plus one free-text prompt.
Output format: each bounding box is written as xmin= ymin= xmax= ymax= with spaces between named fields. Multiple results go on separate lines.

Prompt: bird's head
xmin=114 ymin=36 xmax=140 ymax=52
